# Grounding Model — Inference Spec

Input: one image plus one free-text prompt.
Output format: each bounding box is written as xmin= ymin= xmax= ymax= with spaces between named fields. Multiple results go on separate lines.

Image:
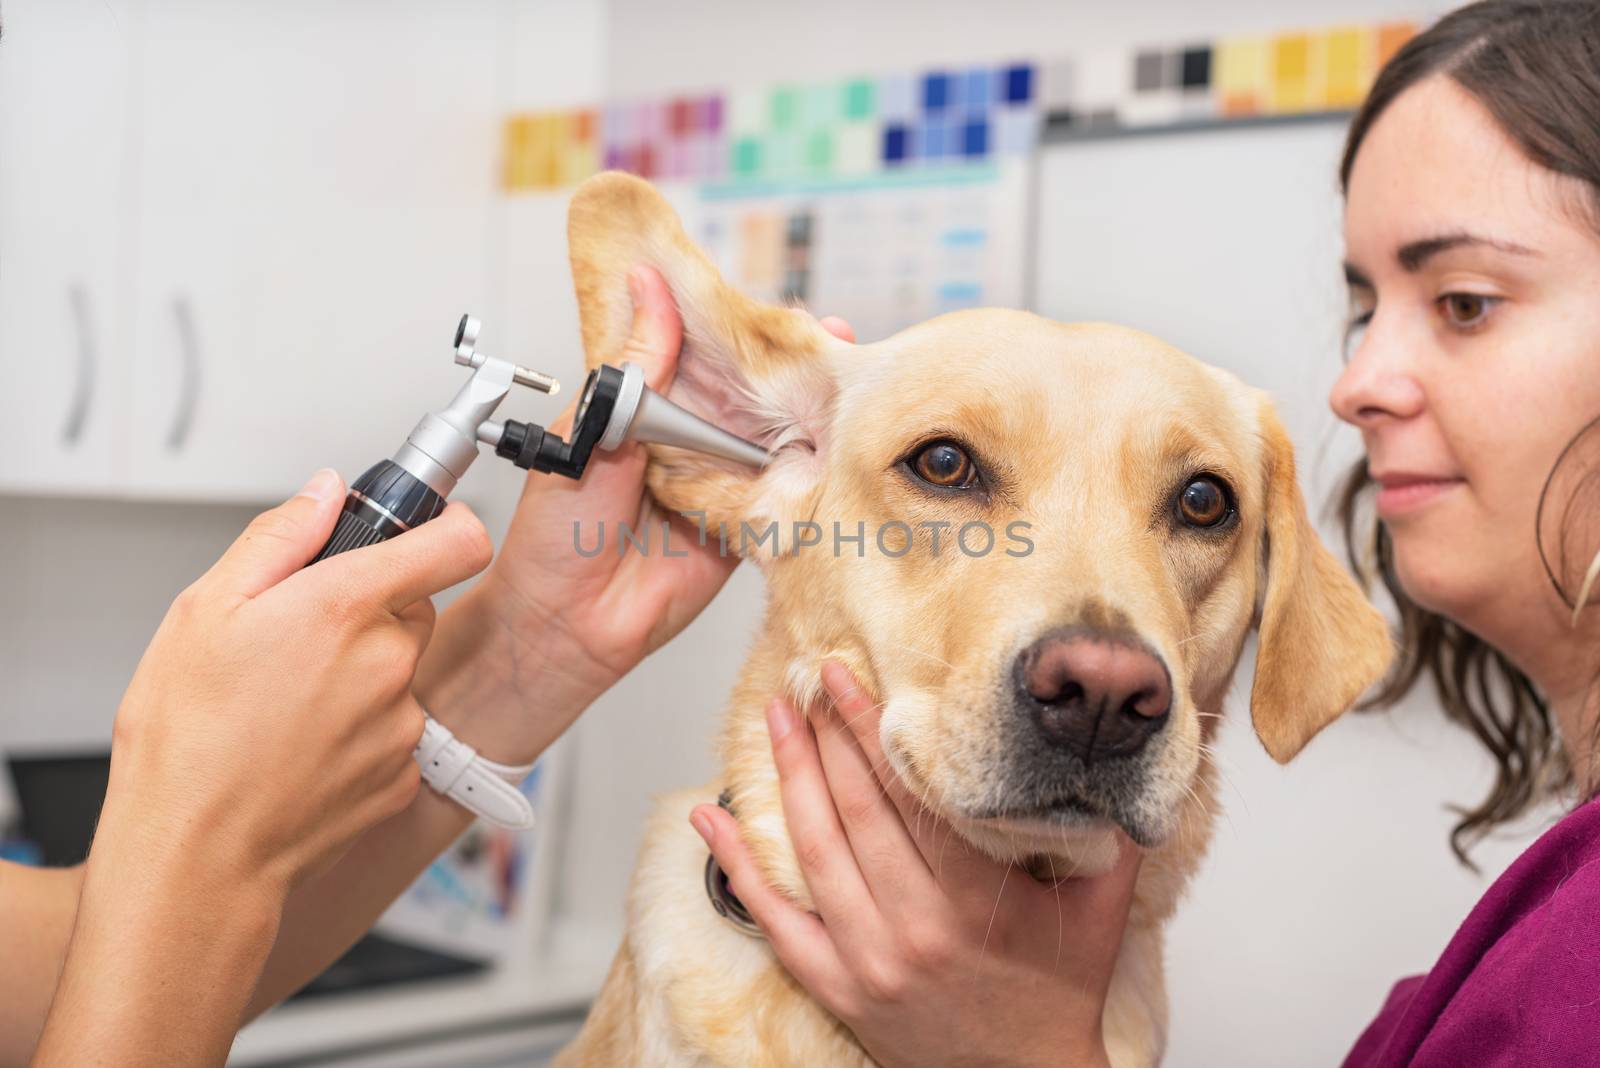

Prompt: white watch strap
xmin=413 ymin=714 xmax=536 ymax=829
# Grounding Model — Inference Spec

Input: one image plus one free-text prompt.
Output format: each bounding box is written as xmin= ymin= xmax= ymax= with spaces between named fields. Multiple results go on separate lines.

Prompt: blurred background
xmin=0 ymin=1 xmax=1557 ymax=1065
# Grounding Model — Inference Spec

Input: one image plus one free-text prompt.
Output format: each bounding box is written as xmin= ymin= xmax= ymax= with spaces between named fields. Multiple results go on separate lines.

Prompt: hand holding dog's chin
xmin=692 ymin=662 xmax=1139 ymax=1068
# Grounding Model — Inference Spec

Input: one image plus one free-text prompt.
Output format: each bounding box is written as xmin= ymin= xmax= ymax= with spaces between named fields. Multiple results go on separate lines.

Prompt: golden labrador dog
xmin=555 ymin=172 xmax=1392 ymax=1067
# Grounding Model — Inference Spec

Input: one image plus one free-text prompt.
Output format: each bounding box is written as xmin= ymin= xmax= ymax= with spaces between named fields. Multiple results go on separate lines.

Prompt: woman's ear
xmin=566 ymin=172 xmax=842 ymax=534
xmin=1249 ymin=401 xmax=1395 ymax=762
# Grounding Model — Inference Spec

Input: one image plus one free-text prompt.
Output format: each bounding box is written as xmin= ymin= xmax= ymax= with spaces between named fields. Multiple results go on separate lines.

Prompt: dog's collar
xmin=704 ymin=790 xmax=764 ymax=939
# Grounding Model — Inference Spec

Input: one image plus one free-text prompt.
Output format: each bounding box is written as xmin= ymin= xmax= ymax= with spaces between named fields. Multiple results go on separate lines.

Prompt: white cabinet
xmin=1 ymin=0 xmax=504 ymax=503
xmin=0 ymin=0 xmax=138 ymax=495
xmin=124 ymin=0 xmax=502 ymax=501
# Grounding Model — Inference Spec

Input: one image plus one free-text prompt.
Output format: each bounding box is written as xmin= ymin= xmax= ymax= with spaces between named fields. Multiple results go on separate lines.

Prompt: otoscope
xmin=311 ymin=313 xmax=771 ymax=563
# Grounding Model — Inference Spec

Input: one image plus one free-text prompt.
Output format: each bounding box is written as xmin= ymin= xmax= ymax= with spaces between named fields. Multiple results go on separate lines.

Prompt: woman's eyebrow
xmin=1343 ymin=263 xmax=1373 ymax=289
xmin=1396 ymin=232 xmax=1539 ymax=271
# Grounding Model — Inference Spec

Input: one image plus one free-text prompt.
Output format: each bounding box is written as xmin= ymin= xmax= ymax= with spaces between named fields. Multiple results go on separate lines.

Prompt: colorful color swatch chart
xmin=1039 ymin=20 xmax=1417 ymax=132
xmin=687 ymin=160 xmax=1031 ymax=345
xmin=721 ymin=66 xmax=1039 ymax=182
xmin=501 ymin=17 xmax=1418 ymax=193
xmin=505 ymin=64 xmax=1037 ymax=192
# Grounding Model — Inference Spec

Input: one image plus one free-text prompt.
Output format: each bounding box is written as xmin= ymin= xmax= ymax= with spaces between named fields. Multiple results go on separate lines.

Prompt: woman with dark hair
xmin=694 ymin=1 xmax=1600 ymax=1064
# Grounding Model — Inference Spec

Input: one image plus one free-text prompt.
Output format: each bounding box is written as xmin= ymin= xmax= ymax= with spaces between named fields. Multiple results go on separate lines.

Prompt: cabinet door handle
xmin=61 ymin=283 xmax=97 ymax=446
xmin=167 ymin=296 xmax=202 ymax=452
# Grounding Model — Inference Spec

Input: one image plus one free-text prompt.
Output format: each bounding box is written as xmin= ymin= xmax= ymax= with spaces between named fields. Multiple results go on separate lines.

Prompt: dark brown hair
xmin=1336 ymin=0 xmax=1600 ymax=866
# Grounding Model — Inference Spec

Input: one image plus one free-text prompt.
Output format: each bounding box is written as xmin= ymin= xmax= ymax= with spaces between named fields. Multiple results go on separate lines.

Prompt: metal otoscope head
xmin=591 ymin=363 xmax=771 ymax=469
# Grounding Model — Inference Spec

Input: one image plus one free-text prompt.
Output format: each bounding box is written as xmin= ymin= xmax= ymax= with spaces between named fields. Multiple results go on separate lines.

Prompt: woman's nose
xmin=1329 ymin=322 xmax=1427 ymax=428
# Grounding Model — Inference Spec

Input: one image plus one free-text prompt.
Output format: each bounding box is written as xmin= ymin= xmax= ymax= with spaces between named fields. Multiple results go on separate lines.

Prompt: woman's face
xmin=1333 ymin=74 xmax=1600 ymax=674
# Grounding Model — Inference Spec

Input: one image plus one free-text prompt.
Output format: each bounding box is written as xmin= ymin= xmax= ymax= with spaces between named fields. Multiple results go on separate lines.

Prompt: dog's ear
xmin=1249 ymin=401 xmax=1393 ymax=763
xmin=567 ymin=171 xmax=841 ymax=535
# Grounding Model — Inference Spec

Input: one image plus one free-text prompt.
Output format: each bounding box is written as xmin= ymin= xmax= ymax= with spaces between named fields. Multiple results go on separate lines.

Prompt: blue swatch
xmin=882 ymin=123 xmax=910 ymax=163
xmin=1002 ymin=64 xmax=1034 ymax=104
xmin=961 ymin=119 xmax=989 ymax=157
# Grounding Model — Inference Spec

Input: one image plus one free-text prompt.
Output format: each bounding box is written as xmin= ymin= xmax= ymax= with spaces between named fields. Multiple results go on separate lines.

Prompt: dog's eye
xmin=910 ymin=441 xmax=977 ymax=490
xmin=1177 ymin=476 xmax=1231 ymax=527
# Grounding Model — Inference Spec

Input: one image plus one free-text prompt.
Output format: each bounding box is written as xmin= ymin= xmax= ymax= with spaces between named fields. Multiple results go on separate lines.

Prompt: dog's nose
xmin=1016 ymin=631 xmax=1171 ymax=761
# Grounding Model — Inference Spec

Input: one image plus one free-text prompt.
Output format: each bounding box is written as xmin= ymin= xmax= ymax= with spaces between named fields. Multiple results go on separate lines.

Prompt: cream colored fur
xmin=554 ymin=173 xmax=1394 ymax=1067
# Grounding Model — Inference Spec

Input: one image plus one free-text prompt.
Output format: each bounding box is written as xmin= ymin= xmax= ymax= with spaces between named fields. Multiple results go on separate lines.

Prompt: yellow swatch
xmin=1324 ymin=27 xmax=1371 ymax=109
xmin=1271 ymin=33 xmax=1311 ymax=113
xmin=1215 ymin=36 xmax=1267 ymax=117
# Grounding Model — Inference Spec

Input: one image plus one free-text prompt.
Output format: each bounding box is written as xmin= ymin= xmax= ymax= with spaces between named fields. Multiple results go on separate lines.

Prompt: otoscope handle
xmin=310 ymin=460 xmax=447 ymax=562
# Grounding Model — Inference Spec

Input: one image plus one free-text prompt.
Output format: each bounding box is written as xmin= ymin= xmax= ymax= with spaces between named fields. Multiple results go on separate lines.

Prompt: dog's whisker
xmin=837 ymin=700 xmax=889 ymax=734
xmin=1047 ymin=854 xmax=1065 ymax=972
xmin=1194 ymin=742 xmax=1251 ymax=823
xmin=821 ymin=688 xmax=886 ymax=721
xmin=1180 ymin=781 xmax=1211 ymax=822
xmin=877 ymin=638 xmax=955 ymax=670
xmin=975 ymin=862 xmax=1013 ymax=981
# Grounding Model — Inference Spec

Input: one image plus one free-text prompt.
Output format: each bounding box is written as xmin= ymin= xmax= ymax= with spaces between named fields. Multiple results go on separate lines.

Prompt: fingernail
xmin=821 ymin=660 xmax=858 ymax=701
xmin=297 ymin=468 xmax=340 ymax=503
xmin=690 ymin=808 xmax=716 ymax=845
xmin=765 ymin=698 xmax=795 ymax=742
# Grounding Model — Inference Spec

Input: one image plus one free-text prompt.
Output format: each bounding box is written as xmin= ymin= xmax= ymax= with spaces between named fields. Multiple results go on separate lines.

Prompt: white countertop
xmin=227 ymin=920 xmax=618 ymax=1066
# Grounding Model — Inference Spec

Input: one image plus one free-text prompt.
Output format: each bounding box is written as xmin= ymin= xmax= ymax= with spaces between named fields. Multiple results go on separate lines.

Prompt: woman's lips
xmin=1374 ymin=474 xmax=1464 ymax=517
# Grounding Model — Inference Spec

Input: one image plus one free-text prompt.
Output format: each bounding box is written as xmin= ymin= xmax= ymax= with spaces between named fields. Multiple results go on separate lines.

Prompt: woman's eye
xmin=1344 ymin=308 xmax=1373 ymax=361
xmin=1177 ymin=476 xmax=1231 ymax=528
xmin=910 ymin=441 xmax=977 ymax=489
xmin=1437 ymin=292 xmax=1499 ymax=329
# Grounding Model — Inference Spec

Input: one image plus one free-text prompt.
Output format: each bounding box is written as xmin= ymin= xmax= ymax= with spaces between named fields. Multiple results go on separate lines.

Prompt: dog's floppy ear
xmin=1249 ymin=401 xmax=1393 ymax=762
xmin=567 ymin=171 xmax=841 ymax=533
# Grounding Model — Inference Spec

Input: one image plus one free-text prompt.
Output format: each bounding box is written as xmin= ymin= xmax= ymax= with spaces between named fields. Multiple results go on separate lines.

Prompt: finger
xmin=821 ymin=660 xmax=937 ymax=833
xmin=820 ymin=660 xmax=994 ymax=883
xmin=1037 ymin=835 xmax=1143 ymax=987
xmin=619 ymin=264 xmax=685 ymax=393
xmin=818 ymin=315 xmax=856 ymax=343
xmin=1052 ymin=832 xmax=1143 ymax=916
xmin=314 ymin=502 xmax=494 ymax=614
xmin=546 ymin=265 xmax=685 ymax=522
xmin=808 ymin=694 xmax=936 ymax=905
xmin=520 ymin=265 xmax=681 ymax=531
xmin=393 ymin=595 xmax=437 ymax=648
xmin=764 ymin=697 xmax=879 ymax=936
xmin=392 ymin=694 xmax=429 ymax=769
xmin=204 ymin=469 xmax=345 ymax=599
xmin=690 ymin=804 xmax=853 ymax=1009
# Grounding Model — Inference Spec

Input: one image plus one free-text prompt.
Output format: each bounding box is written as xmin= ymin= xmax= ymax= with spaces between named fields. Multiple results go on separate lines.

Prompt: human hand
xmin=103 ymin=469 xmax=492 ymax=902
xmin=419 ymin=269 xmax=856 ymax=762
xmin=34 ymin=471 xmax=490 ymax=1068
xmin=691 ymin=661 xmax=1139 ymax=1068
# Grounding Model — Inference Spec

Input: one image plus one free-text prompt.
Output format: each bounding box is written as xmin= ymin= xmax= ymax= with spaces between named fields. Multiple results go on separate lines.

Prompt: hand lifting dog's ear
xmin=566 ymin=172 xmax=847 ymax=540
xmin=1248 ymin=402 xmax=1395 ymax=762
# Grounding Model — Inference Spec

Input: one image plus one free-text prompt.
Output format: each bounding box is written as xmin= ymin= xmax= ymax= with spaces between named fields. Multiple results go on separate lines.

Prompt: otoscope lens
xmin=575 ymin=369 xmax=600 ymax=430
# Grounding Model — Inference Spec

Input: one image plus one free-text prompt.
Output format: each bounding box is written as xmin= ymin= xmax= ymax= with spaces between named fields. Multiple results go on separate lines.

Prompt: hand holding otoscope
xmin=21 ymin=269 xmax=773 ymax=1068
xmin=309 ymin=311 xmax=771 ymax=827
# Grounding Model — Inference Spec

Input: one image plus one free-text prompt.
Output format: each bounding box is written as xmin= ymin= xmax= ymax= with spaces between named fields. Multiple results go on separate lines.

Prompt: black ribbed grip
xmin=309 ymin=460 xmax=447 ymax=564
xmin=314 ymin=508 xmax=389 ymax=560
xmin=349 ymin=460 xmax=448 ymax=529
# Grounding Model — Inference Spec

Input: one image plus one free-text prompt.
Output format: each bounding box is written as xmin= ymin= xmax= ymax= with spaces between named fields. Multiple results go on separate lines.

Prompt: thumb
xmin=203 ymin=469 xmax=345 ymax=599
xmin=617 ymin=264 xmax=685 ymax=393
xmin=543 ymin=262 xmax=678 ymax=441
